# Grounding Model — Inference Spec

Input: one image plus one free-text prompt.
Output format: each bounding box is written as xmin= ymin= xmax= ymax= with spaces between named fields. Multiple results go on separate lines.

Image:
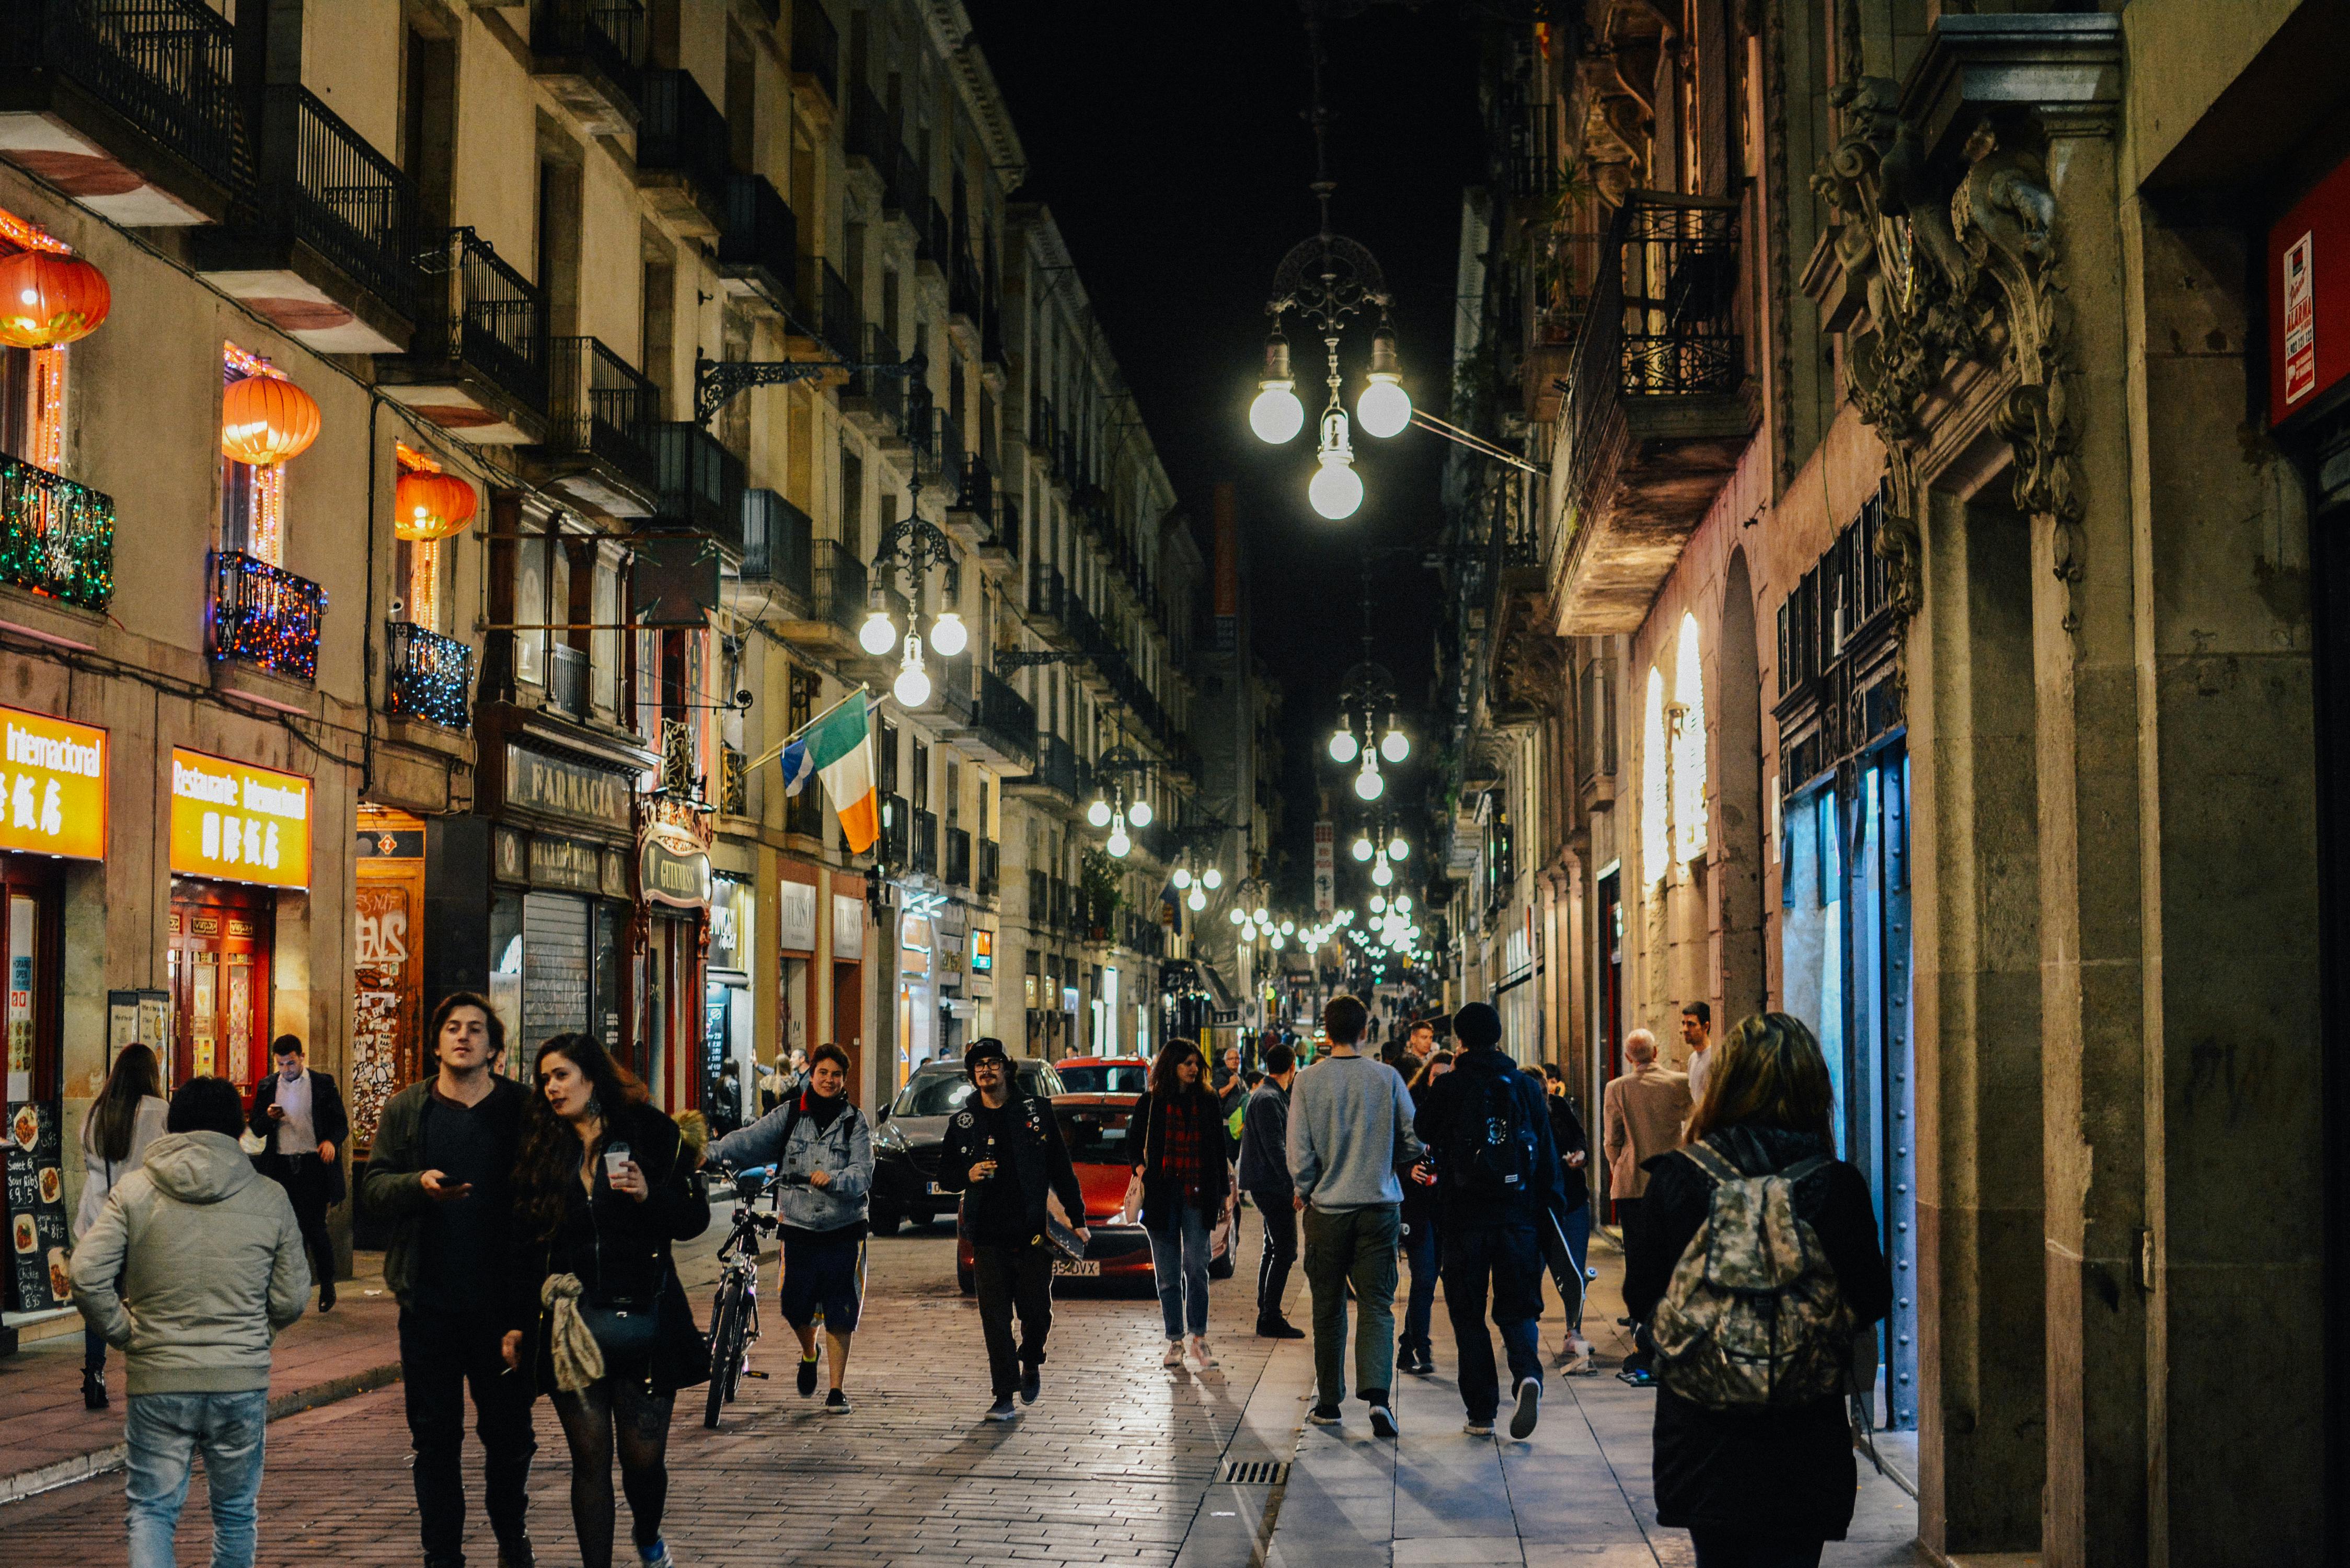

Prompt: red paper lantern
xmin=394 ymin=469 xmax=477 ymax=541
xmin=0 ymin=250 xmax=110 ymax=348
xmin=221 ymin=374 xmax=321 ymax=465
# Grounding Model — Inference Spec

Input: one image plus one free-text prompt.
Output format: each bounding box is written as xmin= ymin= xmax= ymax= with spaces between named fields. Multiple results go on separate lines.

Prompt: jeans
xmin=1442 ymin=1224 xmax=1546 ymax=1422
xmin=971 ymin=1241 xmax=1054 ymax=1398
xmin=124 ymin=1389 xmax=269 ymax=1568
xmin=1147 ymin=1206 xmax=1214 ymax=1339
xmin=1249 ymin=1190 xmax=1297 ymax=1324
xmin=1561 ymin=1205 xmax=1592 ymax=1331
xmin=1301 ymin=1203 xmax=1401 ymax=1408
xmin=1399 ymin=1209 xmax=1439 ymax=1356
xmin=1689 ymin=1529 xmax=1826 ymax=1567
xmin=398 ymin=1307 xmax=538 ymax=1564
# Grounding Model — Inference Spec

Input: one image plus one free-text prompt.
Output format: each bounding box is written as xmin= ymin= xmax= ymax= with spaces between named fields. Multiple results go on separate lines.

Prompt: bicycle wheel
xmin=704 ymin=1279 xmax=745 ymax=1429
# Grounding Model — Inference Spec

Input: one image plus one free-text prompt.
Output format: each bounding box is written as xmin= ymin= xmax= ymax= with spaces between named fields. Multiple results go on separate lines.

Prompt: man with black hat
xmin=935 ymin=1039 xmax=1089 ymax=1421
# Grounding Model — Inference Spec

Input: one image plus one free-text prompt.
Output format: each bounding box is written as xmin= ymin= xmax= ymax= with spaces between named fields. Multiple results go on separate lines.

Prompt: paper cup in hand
xmin=603 ymin=1142 xmax=631 ymax=1181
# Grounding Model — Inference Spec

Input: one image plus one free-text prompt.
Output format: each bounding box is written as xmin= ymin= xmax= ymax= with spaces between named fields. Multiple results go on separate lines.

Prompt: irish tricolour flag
xmin=777 ymin=691 xmax=879 ymax=854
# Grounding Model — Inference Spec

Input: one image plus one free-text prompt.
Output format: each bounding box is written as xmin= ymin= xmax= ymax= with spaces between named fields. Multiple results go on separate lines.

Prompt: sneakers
xmin=1368 ymin=1402 xmax=1398 ymax=1439
xmin=80 ymin=1369 xmax=107 ymax=1411
xmin=1464 ymin=1417 xmax=1495 ymax=1437
xmin=1255 ymin=1317 xmax=1306 ymax=1339
xmin=496 ymin=1534 xmax=535 ymax=1568
xmin=1509 ymin=1377 xmax=1542 ymax=1439
xmin=1019 ymin=1361 xmax=1041 ymax=1404
xmin=1617 ymin=1364 xmax=1657 ymax=1389
xmin=984 ymin=1395 xmax=1021 ymax=1422
xmin=1162 ymin=1339 xmax=1185 ymax=1368
xmin=797 ymin=1356 xmax=820 ymax=1397
xmin=318 ymin=1281 xmax=336 ymax=1312
xmin=1187 ymin=1335 xmax=1218 ymax=1368
xmin=1398 ymin=1346 xmax=1434 ymax=1376
xmin=823 ymin=1389 xmax=850 ymax=1414
xmin=1307 ymin=1403 xmax=1342 ymax=1425
xmin=637 ymin=1542 xmax=674 ymax=1568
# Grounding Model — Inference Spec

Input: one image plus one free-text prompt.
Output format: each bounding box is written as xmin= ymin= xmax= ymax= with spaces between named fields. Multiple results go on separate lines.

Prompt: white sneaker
xmin=1188 ymin=1335 xmax=1218 ymax=1368
xmin=1162 ymin=1339 xmax=1185 ymax=1367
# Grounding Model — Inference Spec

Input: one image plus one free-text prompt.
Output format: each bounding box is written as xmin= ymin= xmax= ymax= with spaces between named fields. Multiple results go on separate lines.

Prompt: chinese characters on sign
xmin=169 ymin=750 xmax=313 ymax=889
xmin=0 ymin=706 xmax=106 ymax=861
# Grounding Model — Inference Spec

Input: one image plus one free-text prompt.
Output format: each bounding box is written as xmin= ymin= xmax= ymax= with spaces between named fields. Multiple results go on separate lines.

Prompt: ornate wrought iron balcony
xmin=210 ymin=551 xmax=326 ymax=682
xmin=384 ymin=620 xmax=473 ymax=730
xmin=0 ymin=456 xmax=112 ymax=611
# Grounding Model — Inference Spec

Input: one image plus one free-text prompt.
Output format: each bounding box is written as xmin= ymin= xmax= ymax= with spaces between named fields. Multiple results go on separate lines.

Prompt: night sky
xmin=961 ymin=2 xmax=1484 ymax=909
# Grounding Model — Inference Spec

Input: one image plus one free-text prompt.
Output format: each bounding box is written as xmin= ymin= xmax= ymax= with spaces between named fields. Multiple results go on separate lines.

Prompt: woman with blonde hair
xmin=1621 ymin=1013 xmax=1892 ymax=1568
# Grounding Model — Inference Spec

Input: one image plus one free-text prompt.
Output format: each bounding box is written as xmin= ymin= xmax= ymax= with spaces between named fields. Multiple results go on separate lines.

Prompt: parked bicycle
xmin=703 ymin=1164 xmax=799 ymax=1428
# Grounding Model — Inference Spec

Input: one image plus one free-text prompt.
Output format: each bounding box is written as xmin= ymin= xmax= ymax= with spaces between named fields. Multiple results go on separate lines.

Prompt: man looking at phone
xmin=361 ymin=994 xmax=536 ymax=1568
xmin=935 ymin=1038 xmax=1087 ymax=1422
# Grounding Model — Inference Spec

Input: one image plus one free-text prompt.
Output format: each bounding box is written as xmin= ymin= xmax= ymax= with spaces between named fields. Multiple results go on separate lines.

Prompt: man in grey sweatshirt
xmin=1287 ymin=993 xmax=1423 ymax=1437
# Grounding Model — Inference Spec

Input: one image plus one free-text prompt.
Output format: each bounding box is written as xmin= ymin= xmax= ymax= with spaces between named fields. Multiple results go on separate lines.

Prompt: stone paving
xmin=0 ymin=1211 xmax=1926 ymax=1567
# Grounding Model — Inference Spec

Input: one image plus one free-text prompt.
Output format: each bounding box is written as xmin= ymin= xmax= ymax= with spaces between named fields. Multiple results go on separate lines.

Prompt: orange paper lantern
xmin=221 ymin=374 xmax=321 ymax=465
xmin=0 ymin=250 xmax=109 ymax=348
xmin=394 ymin=469 xmax=477 ymax=541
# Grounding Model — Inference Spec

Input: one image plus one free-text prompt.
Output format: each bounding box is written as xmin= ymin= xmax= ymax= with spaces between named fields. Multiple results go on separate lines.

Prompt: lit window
xmin=1674 ymin=613 xmax=1708 ymax=862
xmin=1642 ymin=665 xmax=1667 ymax=886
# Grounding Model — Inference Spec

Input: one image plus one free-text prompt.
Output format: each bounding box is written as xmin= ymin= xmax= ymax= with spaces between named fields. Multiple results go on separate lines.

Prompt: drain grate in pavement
xmin=1219 ymin=1459 xmax=1290 ymax=1486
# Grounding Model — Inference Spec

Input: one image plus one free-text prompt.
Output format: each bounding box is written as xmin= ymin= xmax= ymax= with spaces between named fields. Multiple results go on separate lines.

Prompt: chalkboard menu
xmin=5 ymin=1101 xmax=70 ymax=1312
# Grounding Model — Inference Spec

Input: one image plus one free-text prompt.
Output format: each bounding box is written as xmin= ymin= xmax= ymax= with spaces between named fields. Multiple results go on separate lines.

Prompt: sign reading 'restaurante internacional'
xmin=0 ymin=705 xmax=106 ymax=862
xmin=168 ymin=748 xmax=312 ymax=891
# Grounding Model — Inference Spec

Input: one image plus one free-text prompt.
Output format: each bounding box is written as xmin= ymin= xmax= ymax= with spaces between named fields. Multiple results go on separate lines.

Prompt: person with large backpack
xmin=1410 ymin=1003 xmax=1570 ymax=1439
xmin=1621 ymin=1012 xmax=1892 ymax=1568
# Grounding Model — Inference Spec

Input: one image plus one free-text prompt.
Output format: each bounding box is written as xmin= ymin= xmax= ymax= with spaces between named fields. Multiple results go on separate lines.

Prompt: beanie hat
xmin=1453 ymin=1002 xmax=1503 ymax=1051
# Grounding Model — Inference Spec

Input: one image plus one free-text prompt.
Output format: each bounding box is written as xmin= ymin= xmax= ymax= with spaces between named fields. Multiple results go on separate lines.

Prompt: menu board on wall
xmin=5 ymin=1101 xmax=70 ymax=1313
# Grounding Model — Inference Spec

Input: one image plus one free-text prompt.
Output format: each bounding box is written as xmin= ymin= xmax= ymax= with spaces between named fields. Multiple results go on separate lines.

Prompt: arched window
xmin=1642 ymin=664 xmax=1668 ymax=885
xmin=1674 ymin=613 xmax=1708 ymax=862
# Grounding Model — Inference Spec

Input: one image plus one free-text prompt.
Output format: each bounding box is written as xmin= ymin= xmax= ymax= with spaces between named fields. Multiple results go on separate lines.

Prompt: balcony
xmin=976 ymin=670 xmax=1035 ymax=769
xmin=879 ymin=791 xmax=908 ymax=867
xmin=189 ymin=84 xmax=420 ymax=356
xmin=789 ymin=0 xmax=838 ymax=108
xmin=950 ymin=248 xmax=982 ymax=327
xmin=384 ymin=620 xmax=473 ymax=731
xmin=209 ymin=551 xmax=326 ymax=683
xmin=739 ymin=488 xmax=812 ymax=598
xmin=978 ymin=837 xmax=999 ymax=899
xmin=941 ymin=454 xmax=994 ymax=552
xmin=945 ymin=826 xmax=971 ymax=888
xmin=527 ymin=337 xmax=658 ymax=516
xmin=779 ymin=537 xmax=865 ymax=652
xmin=0 ymin=0 xmax=239 ymax=227
xmin=1007 ymin=731 xmax=1078 ymax=805
xmin=790 ymin=256 xmax=857 ymax=362
xmin=883 ymin=145 xmax=924 ymax=220
xmin=1552 ymin=191 xmax=1753 ymax=635
xmin=0 ymin=456 xmax=111 ymax=612
xmin=546 ymin=642 xmax=589 ymax=720
xmin=531 ymin=0 xmax=645 ymax=136
xmin=843 ymin=80 xmax=890 ymax=173
xmin=646 ymin=422 xmax=746 ymax=543
xmin=633 ymin=68 xmax=729 ymax=235
xmin=716 ymin=174 xmax=797 ymax=317
xmin=842 ymin=322 xmax=903 ymax=442
xmin=381 ymin=227 xmax=549 ymax=443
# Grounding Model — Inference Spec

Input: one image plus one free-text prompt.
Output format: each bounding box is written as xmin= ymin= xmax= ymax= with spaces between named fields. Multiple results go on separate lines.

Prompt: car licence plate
xmin=927 ymin=1181 xmax=946 ymax=1194
xmin=1052 ymin=1259 xmax=1101 ymax=1277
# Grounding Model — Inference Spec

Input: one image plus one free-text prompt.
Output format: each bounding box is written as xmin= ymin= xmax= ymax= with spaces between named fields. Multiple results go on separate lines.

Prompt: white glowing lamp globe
xmin=1172 ymin=866 xmax=1192 ymax=890
xmin=1388 ymin=836 xmax=1409 ymax=861
xmin=1352 ymin=836 xmax=1372 ymax=862
xmin=1228 ymin=907 xmax=1247 ymax=926
xmin=1107 ymin=825 xmax=1131 ymax=858
xmin=1308 ymin=454 xmax=1364 ymax=521
xmin=1253 ymin=905 xmax=1270 ymax=924
xmin=892 ymin=637 xmax=931 ymax=707
xmin=1250 ymin=382 xmax=1305 ymax=444
xmin=1396 ymin=894 xmax=1413 ymax=914
xmin=1369 ymin=894 xmax=1386 ymax=913
xmin=1087 ymin=795 xmax=1112 ymax=828
xmin=1201 ymin=867 xmax=1223 ymax=891
xmin=1354 ymin=760 xmax=1385 ymax=802
xmin=1372 ymin=860 xmax=1393 ymax=887
xmin=1379 ymin=727 xmax=1410 ymax=764
xmin=1356 ymin=376 xmax=1411 ymax=440
xmin=1328 ymin=728 xmax=1359 ymax=764
xmin=927 ymin=610 xmax=967 ymax=657
xmin=1187 ymin=887 xmax=1206 ymax=912
xmin=1127 ymin=799 xmax=1153 ymax=827
xmin=1280 ymin=918 xmax=1294 ymax=935
xmin=858 ymin=609 xmax=897 ymax=656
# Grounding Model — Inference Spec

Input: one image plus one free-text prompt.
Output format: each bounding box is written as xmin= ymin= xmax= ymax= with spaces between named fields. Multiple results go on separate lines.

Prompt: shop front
xmin=637 ymin=798 xmax=711 ymax=1112
xmin=702 ymin=872 xmax=753 ymax=1135
xmin=776 ymin=862 xmax=819 ymax=1074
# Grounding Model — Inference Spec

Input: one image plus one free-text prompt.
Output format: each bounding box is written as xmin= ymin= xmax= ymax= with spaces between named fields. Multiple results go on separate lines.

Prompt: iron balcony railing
xmin=741 ymin=488 xmax=812 ymax=596
xmin=0 ymin=455 xmax=112 ymax=610
xmin=417 ymin=227 xmax=549 ymax=412
xmin=717 ymin=174 xmax=797 ymax=313
xmin=1033 ymin=733 xmax=1078 ymax=802
xmin=976 ymin=670 xmax=1036 ymax=764
xmin=210 ymin=550 xmax=326 ymax=682
xmin=0 ymin=0 xmax=240 ymax=195
xmin=810 ymin=538 xmax=865 ymax=637
xmin=944 ymin=825 xmax=970 ymax=887
xmin=546 ymin=337 xmax=657 ymax=491
xmin=955 ymin=454 xmax=993 ymax=524
xmin=531 ymin=0 xmax=646 ymax=103
xmin=917 ymin=198 xmax=951 ymax=265
xmin=254 ymin=83 xmax=422 ymax=318
xmin=793 ymin=256 xmax=857 ymax=361
xmin=1502 ymin=98 xmax=1557 ymax=198
xmin=977 ymin=837 xmax=999 ymax=898
xmin=998 ymin=495 xmax=1021 ymax=556
xmin=934 ymin=650 xmax=975 ymax=727
xmin=547 ymin=641 xmax=589 ymax=718
xmin=883 ymin=145 xmax=923 ymax=217
xmin=384 ymin=620 xmax=473 ymax=730
xmin=846 ymin=321 xmax=903 ymax=428
xmin=646 ymin=422 xmax=746 ymax=540
xmin=950 ymin=248 xmax=982 ymax=322
xmin=790 ymin=0 xmax=838 ymax=103
xmin=635 ymin=68 xmax=729 ymax=213
xmin=844 ymin=79 xmax=891 ymax=168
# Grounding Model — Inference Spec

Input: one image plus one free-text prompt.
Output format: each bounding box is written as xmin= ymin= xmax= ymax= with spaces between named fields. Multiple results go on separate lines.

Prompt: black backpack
xmin=1456 ymin=1065 xmax=1541 ymax=1197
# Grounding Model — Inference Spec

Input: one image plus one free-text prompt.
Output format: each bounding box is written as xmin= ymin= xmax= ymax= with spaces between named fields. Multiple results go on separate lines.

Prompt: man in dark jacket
xmin=1236 ymin=1042 xmax=1303 ymax=1339
xmin=249 ymin=1034 xmax=349 ymax=1311
xmin=935 ymin=1037 xmax=1088 ymax=1421
xmin=1540 ymin=1063 xmax=1598 ymax=1370
xmin=1412 ymin=1003 xmax=1569 ymax=1440
xmin=360 ymin=994 xmax=536 ymax=1568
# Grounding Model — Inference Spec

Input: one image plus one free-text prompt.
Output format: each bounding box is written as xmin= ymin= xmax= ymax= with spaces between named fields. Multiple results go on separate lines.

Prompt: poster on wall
xmin=778 ymin=879 xmax=816 ymax=953
xmin=350 ymin=882 xmax=419 ymax=1156
xmin=5 ymin=1101 xmax=70 ymax=1313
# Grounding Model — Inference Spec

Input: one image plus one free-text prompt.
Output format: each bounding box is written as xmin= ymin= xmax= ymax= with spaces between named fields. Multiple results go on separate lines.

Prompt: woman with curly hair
xmin=500 ymin=1035 xmax=709 ymax=1568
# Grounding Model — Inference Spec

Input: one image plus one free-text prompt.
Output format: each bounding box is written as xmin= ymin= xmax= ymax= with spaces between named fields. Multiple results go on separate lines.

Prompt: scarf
xmin=542 ymin=1273 xmax=605 ymax=1393
xmin=804 ymin=1088 xmax=848 ymax=1135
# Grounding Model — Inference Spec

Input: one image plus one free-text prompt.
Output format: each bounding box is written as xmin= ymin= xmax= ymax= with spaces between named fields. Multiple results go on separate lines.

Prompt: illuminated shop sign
xmin=169 ymin=748 xmax=312 ymax=889
xmin=0 ymin=706 xmax=105 ymax=860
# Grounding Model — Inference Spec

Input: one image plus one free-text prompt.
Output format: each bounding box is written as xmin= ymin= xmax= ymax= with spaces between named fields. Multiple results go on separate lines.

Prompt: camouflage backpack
xmin=1650 ymin=1141 xmax=1856 ymax=1410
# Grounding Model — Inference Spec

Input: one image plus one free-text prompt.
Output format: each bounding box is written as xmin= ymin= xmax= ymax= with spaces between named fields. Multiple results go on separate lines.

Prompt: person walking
xmin=935 ymin=1037 xmax=1089 ymax=1421
xmin=1623 ymin=1013 xmax=1892 ymax=1568
xmin=704 ymin=1042 xmax=872 ymax=1411
xmin=504 ymin=1034 xmax=710 ymax=1568
xmin=248 ymin=1034 xmax=349 ymax=1313
xmin=1680 ymin=1002 xmax=1713 ymax=1118
xmin=362 ymin=993 xmax=538 ymax=1568
xmin=1236 ymin=1042 xmax=1304 ymax=1339
xmin=1539 ymin=1063 xmax=1598 ymax=1371
xmin=1129 ymin=1041 xmax=1234 ymax=1370
xmin=1412 ymin=1005 xmax=1568 ymax=1439
xmin=74 ymin=1042 xmax=169 ymax=1411
xmin=1604 ymin=1029 xmax=1690 ymax=1383
xmin=1287 ymin=993 xmax=1422 ymax=1439
xmin=1396 ymin=1050 xmax=1453 ymax=1377
xmin=1402 ymin=1018 xmax=1438 ymax=1078
xmin=71 ymin=1076 xmax=309 ymax=1568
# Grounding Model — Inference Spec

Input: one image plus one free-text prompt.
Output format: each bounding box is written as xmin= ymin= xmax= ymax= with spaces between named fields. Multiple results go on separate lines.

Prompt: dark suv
xmin=870 ymin=1056 xmax=1065 ymax=1232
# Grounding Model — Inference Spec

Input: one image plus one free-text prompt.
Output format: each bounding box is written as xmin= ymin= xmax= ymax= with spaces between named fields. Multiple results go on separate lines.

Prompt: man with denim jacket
xmin=706 ymin=1041 xmax=873 ymax=1411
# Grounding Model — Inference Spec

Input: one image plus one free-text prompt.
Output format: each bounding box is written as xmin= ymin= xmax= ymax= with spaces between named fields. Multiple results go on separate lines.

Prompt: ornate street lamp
xmin=858 ymin=475 xmax=964 ymax=709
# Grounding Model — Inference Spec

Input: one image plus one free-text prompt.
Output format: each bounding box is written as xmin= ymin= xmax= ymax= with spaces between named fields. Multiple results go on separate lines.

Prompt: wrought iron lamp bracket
xmin=695 ymin=354 xmax=918 ymax=425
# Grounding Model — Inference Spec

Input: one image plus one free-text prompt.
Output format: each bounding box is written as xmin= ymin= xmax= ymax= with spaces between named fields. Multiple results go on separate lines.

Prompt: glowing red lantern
xmin=394 ymin=469 xmax=477 ymax=541
xmin=221 ymin=374 xmax=321 ymax=465
xmin=0 ymin=250 xmax=110 ymax=348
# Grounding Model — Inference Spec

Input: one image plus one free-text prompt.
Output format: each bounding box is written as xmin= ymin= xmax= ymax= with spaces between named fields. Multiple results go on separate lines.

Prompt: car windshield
xmin=891 ymin=1062 xmax=1058 ymax=1117
xmin=1053 ymin=1061 xmax=1150 ymax=1096
xmin=1054 ymin=1103 xmax=1135 ymax=1165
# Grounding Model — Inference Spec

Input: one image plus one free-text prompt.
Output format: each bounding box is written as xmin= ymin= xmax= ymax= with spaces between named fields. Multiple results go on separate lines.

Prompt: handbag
xmin=578 ymin=1296 xmax=661 ymax=1364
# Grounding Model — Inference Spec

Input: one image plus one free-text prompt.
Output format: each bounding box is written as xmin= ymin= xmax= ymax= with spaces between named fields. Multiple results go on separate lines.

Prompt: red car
xmin=956 ymin=1092 xmax=1237 ymax=1294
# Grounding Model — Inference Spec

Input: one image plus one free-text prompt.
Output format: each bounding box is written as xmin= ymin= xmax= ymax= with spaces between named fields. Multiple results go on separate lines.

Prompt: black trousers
xmin=1250 ymin=1190 xmax=1297 ymax=1324
xmin=970 ymin=1240 xmax=1054 ymax=1398
xmin=1440 ymin=1224 xmax=1546 ymax=1421
xmin=399 ymin=1306 xmax=539 ymax=1566
xmin=269 ymin=1154 xmax=336 ymax=1296
xmin=1615 ymin=1197 xmax=1657 ymax=1369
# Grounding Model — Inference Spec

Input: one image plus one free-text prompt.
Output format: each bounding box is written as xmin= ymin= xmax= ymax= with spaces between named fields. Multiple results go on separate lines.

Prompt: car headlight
xmin=873 ymin=1122 xmax=908 ymax=1155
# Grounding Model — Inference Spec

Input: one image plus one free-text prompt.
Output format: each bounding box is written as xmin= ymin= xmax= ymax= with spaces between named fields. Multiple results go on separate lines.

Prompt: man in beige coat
xmin=1602 ymin=1029 xmax=1692 ymax=1248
